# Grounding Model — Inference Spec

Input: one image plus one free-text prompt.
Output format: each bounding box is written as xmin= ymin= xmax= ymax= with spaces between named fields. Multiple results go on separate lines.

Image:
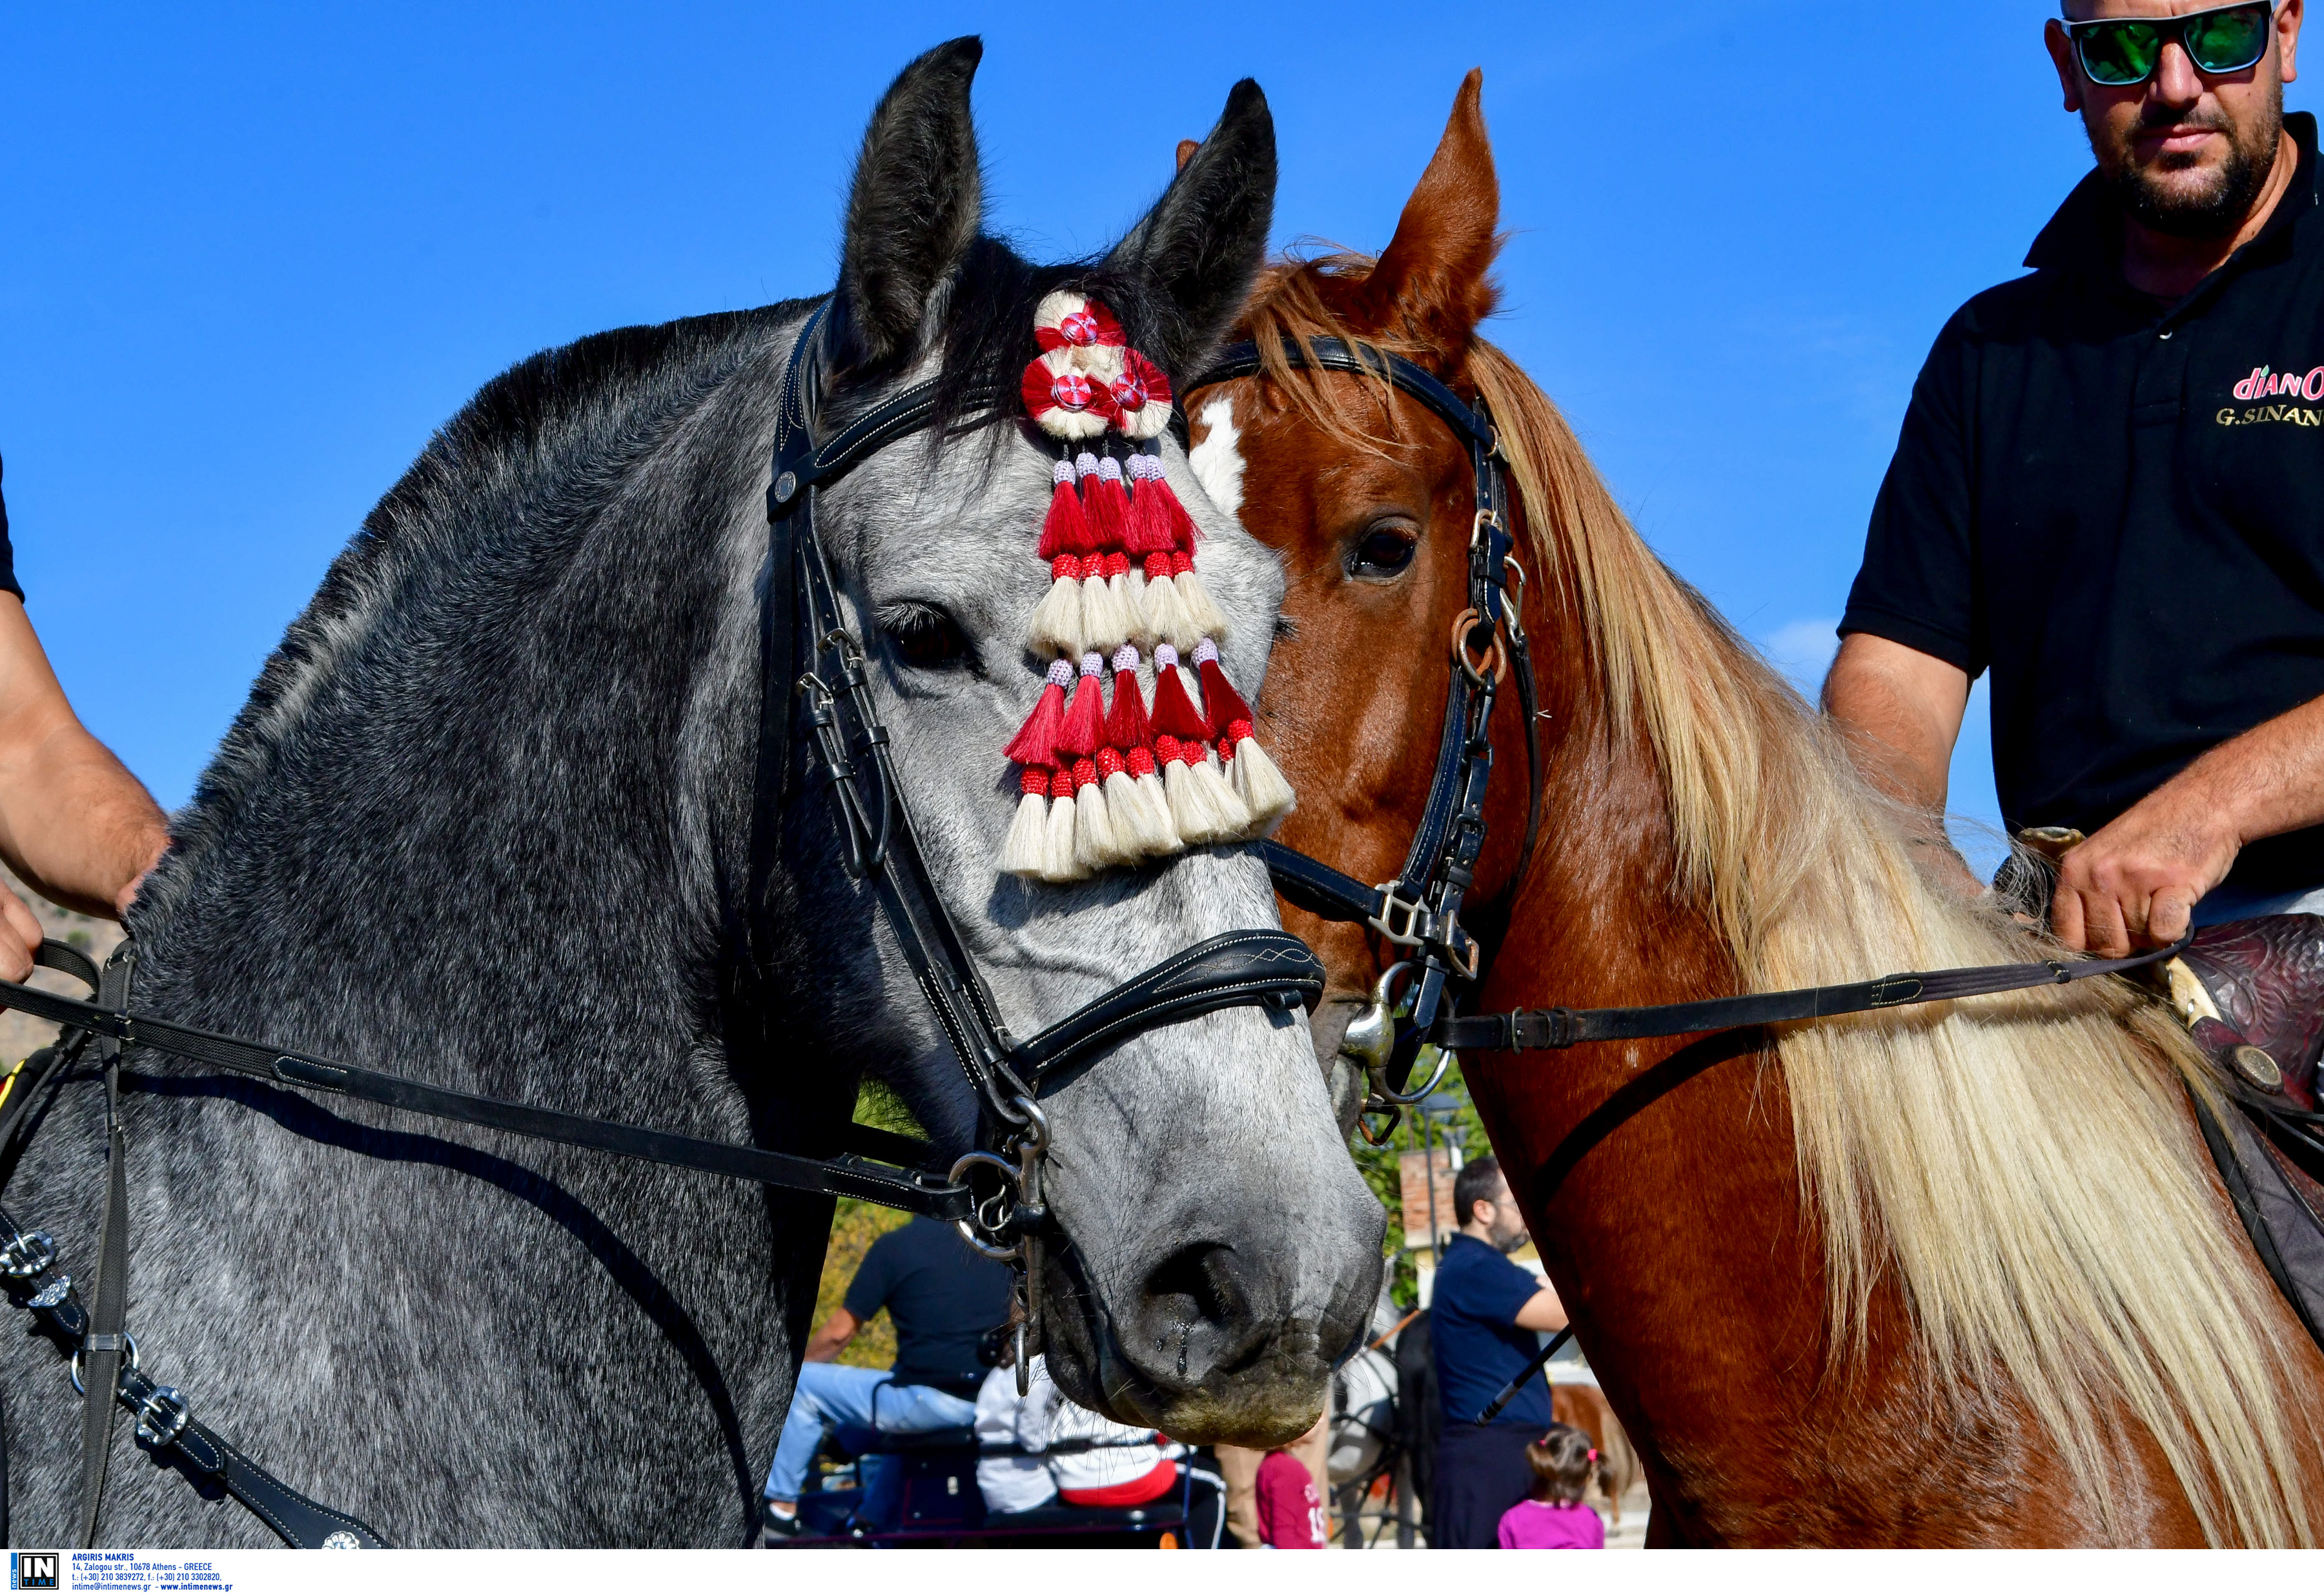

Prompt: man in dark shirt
xmin=0 ymin=456 xmax=168 ymax=953
xmin=763 ymin=1214 xmax=1013 ymax=1533
xmin=1831 ymin=2 xmax=2324 ymax=953
xmin=1427 ymin=1155 xmax=1567 ymax=1549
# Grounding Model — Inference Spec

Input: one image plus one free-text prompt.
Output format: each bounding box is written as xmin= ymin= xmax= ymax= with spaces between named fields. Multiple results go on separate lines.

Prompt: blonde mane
xmin=1242 ymin=256 xmax=2321 ymax=1544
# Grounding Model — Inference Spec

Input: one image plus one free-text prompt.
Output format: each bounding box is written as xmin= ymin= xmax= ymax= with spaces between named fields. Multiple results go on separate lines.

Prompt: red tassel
xmin=1149 ymin=474 xmax=1200 ymax=552
xmin=1126 ymin=746 xmax=1157 ymax=778
xmin=1086 ymin=457 xmax=1132 ymax=552
xmin=1154 ymin=733 xmax=1188 ymax=767
xmin=1004 ymin=675 xmax=1068 ymax=767
xmin=1097 ymin=746 xmax=1125 ymax=779
xmin=1106 ymin=664 xmax=1152 ymax=751
xmin=1019 ymin=765 xmax=1053 ymax=797
xmin=1170 ymin=549 xmax=1197 ymax=578
xmin=1221 ymin=716 xmax=1254 ymax=750
xmin=1122 ymin=458 xmax=1172 ymax=556
xmin=1143 ymin=551 xmax=1176 ymax=582
xmin=1057 ymin=665 xmax=1107 ymax=758
xmin=1198 ymin=657 xmax=1252 ymax=736
xmin=1150 ymin=661 xmax=1211 ymax=741
xmin=1038 ymin=471 xmax=1091 ymax=560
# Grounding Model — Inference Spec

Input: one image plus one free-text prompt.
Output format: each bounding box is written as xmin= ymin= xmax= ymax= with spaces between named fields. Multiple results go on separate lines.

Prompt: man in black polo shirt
xmin=1831 ymin=1 xmax=2324 ymax=954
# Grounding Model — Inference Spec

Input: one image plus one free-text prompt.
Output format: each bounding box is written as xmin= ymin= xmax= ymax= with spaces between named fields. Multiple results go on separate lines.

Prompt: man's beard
xmin=2096 ymin=88 xmax=2283 ymax=239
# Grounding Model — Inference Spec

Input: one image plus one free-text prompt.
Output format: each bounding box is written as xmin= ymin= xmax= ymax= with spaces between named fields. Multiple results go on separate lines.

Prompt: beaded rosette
xmin=998 ymin=291 xmax=1295 ymax=881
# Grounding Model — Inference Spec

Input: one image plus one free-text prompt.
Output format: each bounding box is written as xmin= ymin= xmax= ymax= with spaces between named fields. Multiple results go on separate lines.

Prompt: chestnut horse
xmin=1188 ymin=74 xmax=2324 ymax=1545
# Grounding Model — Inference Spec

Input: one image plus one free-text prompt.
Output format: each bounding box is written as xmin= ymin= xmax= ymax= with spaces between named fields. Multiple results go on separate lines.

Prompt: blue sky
xmin=7 ymin=3 xmax=2300 ymax=862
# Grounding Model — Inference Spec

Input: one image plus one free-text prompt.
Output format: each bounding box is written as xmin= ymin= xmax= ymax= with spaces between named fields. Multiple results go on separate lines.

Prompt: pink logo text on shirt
xmin=2234 ymin=364 xmax=2324 ymax=401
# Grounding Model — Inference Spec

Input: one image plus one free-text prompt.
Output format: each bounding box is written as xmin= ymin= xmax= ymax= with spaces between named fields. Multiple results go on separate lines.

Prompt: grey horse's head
xmin=774 ymin=39 xmax=1383 ymax=1441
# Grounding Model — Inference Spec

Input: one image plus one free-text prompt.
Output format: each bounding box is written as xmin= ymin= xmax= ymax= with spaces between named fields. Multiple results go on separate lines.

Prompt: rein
xmin=0 ymin=303 xmax=1323 ymax=1548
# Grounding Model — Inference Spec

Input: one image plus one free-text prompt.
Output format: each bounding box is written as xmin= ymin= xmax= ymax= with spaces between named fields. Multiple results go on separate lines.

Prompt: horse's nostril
xmin=1145 ymin=1242 xmax=1245 ymax=1329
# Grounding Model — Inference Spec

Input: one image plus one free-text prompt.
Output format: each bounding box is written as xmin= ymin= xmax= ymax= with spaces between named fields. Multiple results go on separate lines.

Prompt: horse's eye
xmin=881 ymin=602 xmax=975 ymax=671
xmin=1352 ymin=527 xmax=1418 ymax=578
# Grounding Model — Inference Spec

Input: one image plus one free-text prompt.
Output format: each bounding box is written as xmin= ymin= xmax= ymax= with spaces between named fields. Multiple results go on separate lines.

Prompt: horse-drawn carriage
xmin=770 ymin=1428 xmax=1224 ymax=1549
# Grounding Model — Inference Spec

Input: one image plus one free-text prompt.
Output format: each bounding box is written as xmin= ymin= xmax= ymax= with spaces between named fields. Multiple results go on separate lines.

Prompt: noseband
xmin=0 ymin=303 xmax=1323 ymax=1547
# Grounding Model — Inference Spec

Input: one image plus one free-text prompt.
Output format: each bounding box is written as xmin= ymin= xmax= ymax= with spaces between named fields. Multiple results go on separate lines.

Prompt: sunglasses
xmin=2067 ymin=2 xmax=2276 ymax=86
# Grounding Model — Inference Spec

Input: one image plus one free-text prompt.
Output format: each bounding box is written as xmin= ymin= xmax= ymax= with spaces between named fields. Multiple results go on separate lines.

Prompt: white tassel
xmin=1192 ymin=751 xmax=1251 ymax=833
xmin=1041 ymin=789 xmax=1085 ymax=882
xmin=1105 ymin=766 xmax=1176 ymax=858
xmin=1134 ymin=763 xmax=1181 ymax=853
xmin=999 ymin=788 xmax=1050 ymax=877
xmin=1027 ymin=571 xmax=1085 ymax=659
xmin=1140 ymin=567 xmax=1192 ymax=651
xmin=1078 ymin=569 xmax=1130 ymax=655
xmin=1071 ymin=771 xmax=1120 ymax=874
xmin=1109 ymin=567 xmax=1142 ymax=649
xmin=1164 ymin=754 xmax=1238 ymax=845
xmin=1176 ymin=565 xmax=1230 ymax=642
xmin=1229 ymin=738 xmax=1297 ymax=835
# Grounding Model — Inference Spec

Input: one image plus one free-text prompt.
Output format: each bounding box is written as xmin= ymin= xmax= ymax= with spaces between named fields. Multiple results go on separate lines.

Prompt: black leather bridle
xmin=0 ymin=302 xmax=1325 ymax=1547
xmin=1182 ymin=338 xmax=1544 ymax=1128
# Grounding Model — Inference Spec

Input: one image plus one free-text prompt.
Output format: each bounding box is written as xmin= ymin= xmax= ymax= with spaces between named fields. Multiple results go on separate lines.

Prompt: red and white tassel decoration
xmin=1057 ymin=652 xmax=1125 ymax=873
xmin=1194 ymin=637 xmax=1294 ymax=833
xmin=1106 ymin=644 xmax=1180 ymax=857
xmin=1003 ymin=292 xmax=1293 ymax=877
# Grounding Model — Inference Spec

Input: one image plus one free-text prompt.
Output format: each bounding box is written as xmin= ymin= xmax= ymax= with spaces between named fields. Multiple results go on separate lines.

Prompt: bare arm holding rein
xmin=0 ymin=595 xmax=168 ymax=977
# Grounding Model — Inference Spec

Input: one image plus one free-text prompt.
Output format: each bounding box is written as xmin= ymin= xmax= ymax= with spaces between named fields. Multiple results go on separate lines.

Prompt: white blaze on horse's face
xmin=1188 ymin=396 xmax=1247 ymax=520
xmin=804 ymin=43 xmax=1384 ymax=1443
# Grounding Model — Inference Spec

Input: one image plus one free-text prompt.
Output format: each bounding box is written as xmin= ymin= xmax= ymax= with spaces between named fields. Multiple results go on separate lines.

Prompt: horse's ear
xmin=1175 ymin=138 xmax=1199 ymax=172
xmin=829 ymin=37 xmax=985 ymax=377
xmin=1105 ymin=79 xmax=1276 ymax=378
xmin=1351 ymin=68 xmax=1500 ymax=369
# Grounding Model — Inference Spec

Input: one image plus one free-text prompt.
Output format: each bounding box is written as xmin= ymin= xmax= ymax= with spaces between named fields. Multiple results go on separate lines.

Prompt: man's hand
xmin=2052 ymin=783 xmax=2239 ymax=955
xmin=2051 ymin=689 xmax=2324 ymax=954
xmin=0 ymin=884 xmax=42 ymax=983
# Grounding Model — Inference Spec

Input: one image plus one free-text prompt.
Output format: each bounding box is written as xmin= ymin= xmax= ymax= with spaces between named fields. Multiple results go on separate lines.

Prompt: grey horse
xmin=0 ymin=38 xmax=1383 ymax=1546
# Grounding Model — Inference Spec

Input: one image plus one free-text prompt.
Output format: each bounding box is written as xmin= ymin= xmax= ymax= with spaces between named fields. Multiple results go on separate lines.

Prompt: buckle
xmin=1368 ymin=886 xmax=1434 ymax=948
xmin=133 ymin=1383 xmax=190 ymax=1449
xmin=0 ymin=1229 xmax=56 ymax=1280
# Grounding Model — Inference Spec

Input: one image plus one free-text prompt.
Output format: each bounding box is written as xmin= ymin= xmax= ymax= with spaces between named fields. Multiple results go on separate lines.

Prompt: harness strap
xmin=76 ymin=947 xmax=132 ymax=1547
xmin=1426 ymin=935 xmax=2192 ymax=1051
xmin=0 ymin=957 xmax=973 ymax=1221
xmin=0 ymin=1197 xmax=387 ymax=1547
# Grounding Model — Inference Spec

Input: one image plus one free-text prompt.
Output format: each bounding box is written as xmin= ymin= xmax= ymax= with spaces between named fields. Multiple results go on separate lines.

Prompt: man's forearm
xmin=1821 ymin=633 xmax=1980 ymax=893
xmin=2170 ymin=691 xmax=2324 ymax=846
xmin=0 ymin=718 xmax=167 ymax=919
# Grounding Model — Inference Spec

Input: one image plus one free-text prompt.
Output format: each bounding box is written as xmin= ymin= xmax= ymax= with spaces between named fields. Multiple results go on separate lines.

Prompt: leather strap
xmin=1013 ymin=931 xmax=1323 ymax=1082
xmin=1254 ymin=841 xmax=1385 ymax=926
xmin=0 ymin=1198 xmax=389 ymax=1547
xmin=1427 ymin=935 xmax=2193 ymax=1051
xmin=76 ymin=948 xmax=133 ymax=1547
xmin=0 ymin=955 xmax=973 ymax=1221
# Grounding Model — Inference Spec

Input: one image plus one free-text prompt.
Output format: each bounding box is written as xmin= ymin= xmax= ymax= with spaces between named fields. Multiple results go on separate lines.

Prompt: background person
xmin=763 ymin=1213 xmax=1012 ymax=1536
xmin=0 ymin=455 xmax=169 ymax=964
xmin=1826 ymin=0 xmax=2324 ymax=951
xmin=1429 ymin=1154 xmax=1568 ymax=1549
xmin=1214 ymin=1414 xmax=1331 ymax=1548
xmin=1496 ymin=1423 xmax=1607 ymax=1550
xmin=1254 ymin=1442 xmax=1327 ymax=1549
